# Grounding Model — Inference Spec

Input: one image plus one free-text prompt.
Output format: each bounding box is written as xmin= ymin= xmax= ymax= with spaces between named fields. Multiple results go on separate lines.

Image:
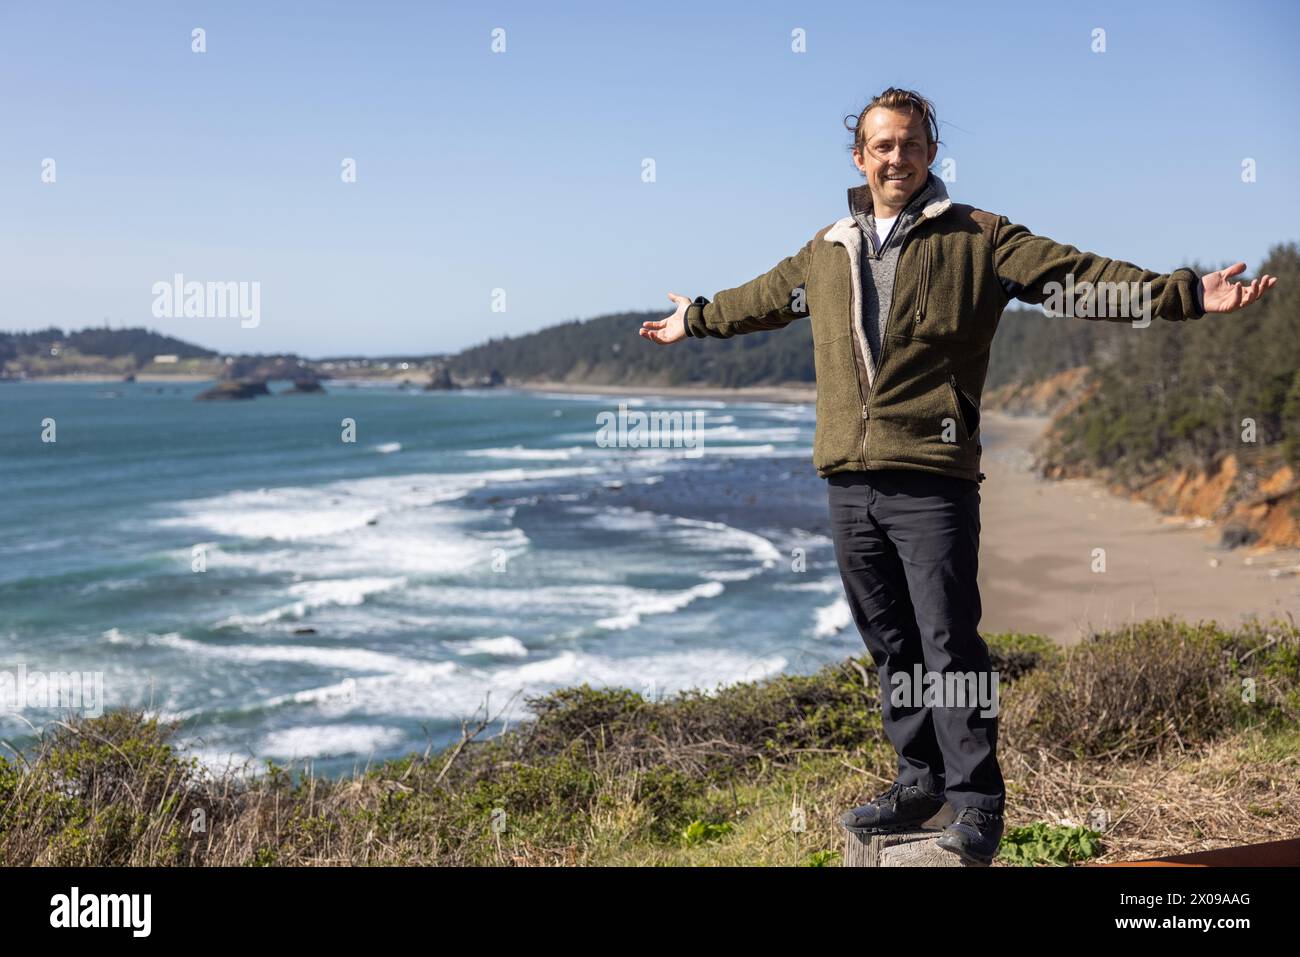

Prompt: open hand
xmin=640 ymin=292 xmax=690 ymax=344
xmin=1201 ymin=263 xmax=1277 ymax=313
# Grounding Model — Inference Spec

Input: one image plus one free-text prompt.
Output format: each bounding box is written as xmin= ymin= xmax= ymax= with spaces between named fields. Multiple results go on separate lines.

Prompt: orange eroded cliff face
xmin=983 ymin=367 xmax=1092 ymax=417
xmin=990 ymin=368 xmax=1300 ymax=550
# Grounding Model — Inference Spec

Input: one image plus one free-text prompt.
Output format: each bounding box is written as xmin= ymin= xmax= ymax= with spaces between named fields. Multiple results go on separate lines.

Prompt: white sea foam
xmin=464 ymin=445 xmax=586 ymax=461
xmin=595 ymin=581 xmax=725 ymax=630
xmin=580 ymin=505 xmax=781 ymax=566
xmin=215 ymin=576 xmax=407 ymax=627
xmin=204 ymin=520 xmax=528 ymax=582
xmin=400 ymin=581 xmax=717 ymax=631
xmin=698 ymin=444 xmax=782 ymax=458
xmin=374 ymin=442 xmax=402 ymax=454
xmin=234 ymin=647 xmax=792 ymax=726
xmin=669 ymin=515 xmax=783 ymax=566
xmin=158 ymin=487 xmax=384 ymax=540
xmin=526 ymin=391 xmax=647 ymax=406
xmin=176 ymin=747 xmax=263 ymax=780
xmin=700 ymin=568 xmax=764 ymax=582
xmin=698 ymin=424 xmax=806 ymax=443
xmin=259 ymin=723 xmax=409 ymax=760
xmin=450 ymin=635 xmax=529 ymax=657
xmin=153 ymin=631 xmax=425 ymax=672
xmin=813 ymin=597 xmax=852 ymax=638
xmin=153 ymin=465 xmax=603 ymax=545
xmin=775 ymin=577 xmax=843 ymax=593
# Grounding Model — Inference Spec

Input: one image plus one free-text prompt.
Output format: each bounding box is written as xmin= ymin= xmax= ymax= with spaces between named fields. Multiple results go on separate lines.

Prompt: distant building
xmin=153 ymin=354 xmax=179 ymax=364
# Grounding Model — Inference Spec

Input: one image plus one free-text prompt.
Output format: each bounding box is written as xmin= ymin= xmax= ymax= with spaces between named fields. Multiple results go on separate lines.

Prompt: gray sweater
xmin=853 ymin=172 xmax=943 ymax=365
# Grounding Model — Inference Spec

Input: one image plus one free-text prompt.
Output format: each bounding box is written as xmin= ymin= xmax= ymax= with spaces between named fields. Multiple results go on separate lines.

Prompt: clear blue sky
xmin=2 ymin=0 xmax=1297 ymax=357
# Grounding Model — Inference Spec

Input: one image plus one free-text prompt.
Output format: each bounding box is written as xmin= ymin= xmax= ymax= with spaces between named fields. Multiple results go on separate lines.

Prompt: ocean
xmin=0 ymin=380 xmax=858 ymax=777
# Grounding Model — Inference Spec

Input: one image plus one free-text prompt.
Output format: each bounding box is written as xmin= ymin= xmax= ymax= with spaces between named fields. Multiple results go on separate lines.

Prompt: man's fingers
xmin=1222 ymin=262 xmax=1248 ymax=279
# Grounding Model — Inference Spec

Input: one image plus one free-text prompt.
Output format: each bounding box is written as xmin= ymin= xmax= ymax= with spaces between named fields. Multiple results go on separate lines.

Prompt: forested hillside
xmin=1041 ymin=243 xmax=1300 ymax=480
xmin=451 ymin=305 xmax=1062 ymax=389
xmin=0 ymin=326 xmax=218 ymax=365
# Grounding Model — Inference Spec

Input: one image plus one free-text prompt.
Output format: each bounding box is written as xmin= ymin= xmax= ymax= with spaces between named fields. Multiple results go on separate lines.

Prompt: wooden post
xmin=841 ymin=805 xmax=986 ymax=867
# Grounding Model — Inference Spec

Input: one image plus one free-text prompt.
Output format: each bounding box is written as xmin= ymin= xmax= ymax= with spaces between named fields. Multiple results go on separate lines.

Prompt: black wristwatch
xmin=684 ymin=295 xmax=708 ymax=338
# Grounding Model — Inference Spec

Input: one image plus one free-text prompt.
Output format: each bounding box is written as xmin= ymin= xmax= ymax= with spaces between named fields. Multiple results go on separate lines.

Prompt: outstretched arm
xmin=990 ymin=216 xmax=1275 ymax=321
xmin=640 ymin=235 xmax=816 ymax=345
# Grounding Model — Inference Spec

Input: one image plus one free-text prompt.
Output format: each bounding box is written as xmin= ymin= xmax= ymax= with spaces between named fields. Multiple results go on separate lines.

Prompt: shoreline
xmin=5 ymin=372 xmax=218 ymax=383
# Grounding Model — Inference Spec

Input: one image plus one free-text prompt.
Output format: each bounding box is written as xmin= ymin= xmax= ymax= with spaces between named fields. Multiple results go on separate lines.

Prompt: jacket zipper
xmin=914 ymin=238 xmax=931 ymax=330
xmin=848 ymin=246 xmax=869 ymax=461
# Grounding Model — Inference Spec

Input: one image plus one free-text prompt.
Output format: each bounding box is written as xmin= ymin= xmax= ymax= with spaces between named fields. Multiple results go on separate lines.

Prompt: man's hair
xmin=844 ymin=88 xmax=941 ymax=155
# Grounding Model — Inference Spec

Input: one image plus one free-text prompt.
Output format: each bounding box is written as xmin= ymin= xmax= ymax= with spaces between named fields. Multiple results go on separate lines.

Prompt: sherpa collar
xmin=822 ymin=171 xmax=953 ymax=257
xmin=846 ymin=170 xmax=951 ymax=226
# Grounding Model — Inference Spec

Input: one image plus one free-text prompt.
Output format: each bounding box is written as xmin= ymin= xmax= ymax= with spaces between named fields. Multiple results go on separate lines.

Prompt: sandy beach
xmin=970 ymin=412 xmax=1300 ymax=644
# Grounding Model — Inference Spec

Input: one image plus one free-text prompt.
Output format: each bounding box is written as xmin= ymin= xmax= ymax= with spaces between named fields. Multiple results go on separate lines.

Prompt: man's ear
xmin=927 ymin=142 xmax=938 ymax=166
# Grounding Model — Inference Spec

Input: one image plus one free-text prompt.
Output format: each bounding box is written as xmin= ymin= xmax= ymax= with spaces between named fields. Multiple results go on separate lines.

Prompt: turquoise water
xmin=0 ymin=380 xmax=854 ymax=777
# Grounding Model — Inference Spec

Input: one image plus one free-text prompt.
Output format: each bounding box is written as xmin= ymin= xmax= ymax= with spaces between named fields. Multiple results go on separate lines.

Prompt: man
xmin=639 ymin=87 xmax=1277 ymax=865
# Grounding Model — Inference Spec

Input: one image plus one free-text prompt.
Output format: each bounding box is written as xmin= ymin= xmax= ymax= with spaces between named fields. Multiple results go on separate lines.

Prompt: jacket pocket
xmin=905 ymin=235 xmax=975 ymax=343
xmin=947 ymin=373 xmax=980 ymax=440
xmin=813 ymin=338 xmax=865 ymax=470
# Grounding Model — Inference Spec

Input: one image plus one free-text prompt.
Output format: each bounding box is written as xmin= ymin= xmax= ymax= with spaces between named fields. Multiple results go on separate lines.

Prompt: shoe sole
xmin=935 ymin=835 xmax=994 ymax=866
xmin=841 ymin=807 xmax=947 ymax=835
xmin=841 ymin=821 xmax=935 ymax=835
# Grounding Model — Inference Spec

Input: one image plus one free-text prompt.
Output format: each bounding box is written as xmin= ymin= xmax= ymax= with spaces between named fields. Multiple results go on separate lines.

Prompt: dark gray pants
xmin=827 ymin=469 xmax=1005 ymax=814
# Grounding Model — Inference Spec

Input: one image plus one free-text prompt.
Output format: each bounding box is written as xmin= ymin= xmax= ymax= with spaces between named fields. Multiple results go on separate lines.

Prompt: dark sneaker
xmin=840 ymin=781 xmax=946 ymax=833
xmin=935 ymin=805 xmax=1004 ymax=865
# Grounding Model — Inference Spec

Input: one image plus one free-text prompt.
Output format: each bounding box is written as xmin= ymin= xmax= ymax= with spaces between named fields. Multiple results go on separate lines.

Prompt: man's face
xmin=851 ymin=107 xmax=938 ymax=214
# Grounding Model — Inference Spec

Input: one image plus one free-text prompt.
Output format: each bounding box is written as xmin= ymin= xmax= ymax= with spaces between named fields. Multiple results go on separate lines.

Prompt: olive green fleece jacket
xmin=683 ymin=174 xmax=1207 ymax=482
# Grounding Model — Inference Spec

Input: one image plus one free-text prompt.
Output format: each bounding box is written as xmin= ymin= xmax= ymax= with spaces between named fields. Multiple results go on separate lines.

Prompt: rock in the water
xmin=425 ymin=367 xmax=461 ymax=391
xmin=283 ymin=377 xmax=325 ymax=395
xmin=195 ymin=379 xmax=271 ymax=401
